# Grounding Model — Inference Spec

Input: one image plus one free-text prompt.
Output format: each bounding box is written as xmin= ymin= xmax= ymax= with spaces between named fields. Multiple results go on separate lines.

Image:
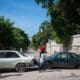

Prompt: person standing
xmin=38 ymin=45 xmax=46 ymax=72
xmin=39 ymin=53 xmax=46 ymax=72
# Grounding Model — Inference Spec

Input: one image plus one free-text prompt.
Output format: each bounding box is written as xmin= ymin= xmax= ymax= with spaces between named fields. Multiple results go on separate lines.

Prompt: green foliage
xmin=50 ymin=9 xmax=72 ymax=43
xmin=0 ymin=16 xmax=30 ymax=50
xmin=35 ymin=0 xmax=80 ymax=43
xmin=50 ymin=30 xmax=61 ymax=43
xmin=35 ymin=0 xmax=80 ymax=51
xmin=35 ymin=0 xmax=54 ymax=15
xmin=58 ymin=0 xmax=80 ymax=34
xmin=31 ymin=21 xmax=52 ymax=49
xmin=0 ymin=16 xmax=15 ymax=49
xmin=12 ymin=28 xmax=30 ymax=49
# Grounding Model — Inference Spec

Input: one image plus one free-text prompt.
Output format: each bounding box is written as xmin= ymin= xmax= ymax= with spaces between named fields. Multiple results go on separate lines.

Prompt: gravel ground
xmin=0 ymin=69 xmax=80 ymax=80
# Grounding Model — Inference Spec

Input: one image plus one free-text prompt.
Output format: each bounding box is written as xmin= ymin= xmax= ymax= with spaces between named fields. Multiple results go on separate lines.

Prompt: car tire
xmin=76 ymin=65 xmax=80 ymax=69
xmin=15 ymin=63 xmax=26 ymax=72
xmin=45 ymin=61 xmax=52 ymax=69
xmin=31 ymin=59 xmax=35 ymax=66
xmin=32 ymin=59 xmax=38 ymax=65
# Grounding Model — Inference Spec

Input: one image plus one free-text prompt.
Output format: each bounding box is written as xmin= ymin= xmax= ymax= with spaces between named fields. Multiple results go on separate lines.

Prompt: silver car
xmin=0 ymin=50 xmax=35 ymax=72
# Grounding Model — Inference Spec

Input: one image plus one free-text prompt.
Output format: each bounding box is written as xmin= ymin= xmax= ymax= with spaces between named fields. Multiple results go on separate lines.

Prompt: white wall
xmin=46 ymin=34 xmax=80 ymax=55
xmin=71 ymin=35 xmax=80 ymax=54
xmin=46 ymin=40 xmax=63 ymax=55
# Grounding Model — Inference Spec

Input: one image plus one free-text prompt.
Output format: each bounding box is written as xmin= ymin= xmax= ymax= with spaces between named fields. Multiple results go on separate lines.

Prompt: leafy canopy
xmin=35 ymin=0 xmax=80 ymax=43
xmin=0 ymin=16 xmax=30 ymax=50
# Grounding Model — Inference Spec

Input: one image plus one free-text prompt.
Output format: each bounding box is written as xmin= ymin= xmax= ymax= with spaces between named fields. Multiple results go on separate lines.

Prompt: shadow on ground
xmin=0 ymin=73 xmax=22 ymax=78
xmin=0 ymin=67 xmax=80 ymax=73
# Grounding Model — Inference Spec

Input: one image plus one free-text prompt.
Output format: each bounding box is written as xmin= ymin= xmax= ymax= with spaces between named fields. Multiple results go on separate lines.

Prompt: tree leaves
xmin=31 ymin=21 xmax=52 ymax=49
xmin=0 ymin=16 xmax=30 ymax=50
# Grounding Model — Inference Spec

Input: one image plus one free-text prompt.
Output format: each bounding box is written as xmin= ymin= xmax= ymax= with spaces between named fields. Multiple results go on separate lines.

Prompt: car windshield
xmin=49 ymin=52 xmax=59 ymax=58
xmin=19 ymin=52 xmax=27 ymax=57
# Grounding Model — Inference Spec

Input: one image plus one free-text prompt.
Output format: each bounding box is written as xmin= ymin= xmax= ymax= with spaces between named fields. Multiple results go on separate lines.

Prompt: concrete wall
xmin=46 ymin=40 xmax=63 ymax=55
xmin=70 ymin=35 xmax=80 ymax=54
xmin=46 ymin=34 xmax=80 ymax=55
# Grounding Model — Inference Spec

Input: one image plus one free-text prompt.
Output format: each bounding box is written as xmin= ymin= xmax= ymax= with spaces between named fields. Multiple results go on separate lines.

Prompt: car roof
xmin=57 ymin=51 xmax=76 ymax=54
xmin=0 ymin=50 xmax=18 ymax=52
xmin=51 ymin=51 xmax=76 ymax=56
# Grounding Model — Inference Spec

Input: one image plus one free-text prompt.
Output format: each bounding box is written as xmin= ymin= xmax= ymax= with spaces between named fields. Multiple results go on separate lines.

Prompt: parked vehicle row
xmin=0 ymin=50 xmax=80 ymax=72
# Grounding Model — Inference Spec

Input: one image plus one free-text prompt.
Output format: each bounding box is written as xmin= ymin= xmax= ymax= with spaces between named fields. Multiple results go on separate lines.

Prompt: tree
xmin=35 ymin=0 xmax=54 ymax=15
xmin=58 ymin=0 xmax=80 ymax=35
xmin=31 ymin=21 xmax=52 ymax=50
xmin=35 ymin=0 xmax=80 ymax=51
xmin=0 ymin=16 xmax=30 ymax=50
xmin=51 ymin=0 xmax=80 ymax=50
xmin=12 ymin=28 xmax=30 ymax=50
xmin=0 ymin=16 xmax=15 ymax=49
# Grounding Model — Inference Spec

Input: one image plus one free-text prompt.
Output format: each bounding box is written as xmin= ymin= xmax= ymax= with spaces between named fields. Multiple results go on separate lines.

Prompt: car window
xmin=5 ymin=52 xmax=19 ymax=58
xmin=61 ymin=53 xmax=67 ymax=59
xmin=56 ymin=54 xmax=61 ymax=59
xmin=56 ymin=53 xmax=67 ymax=59
xmin=19 ymin=52 xmax=27 ymax=57
xmin=69 ymin=53 xmax=77 ymax=59
xmin=0 ymin=52 xmax=5 ymax=58
xmin=67 ymin=54 xmax=71 ymax=59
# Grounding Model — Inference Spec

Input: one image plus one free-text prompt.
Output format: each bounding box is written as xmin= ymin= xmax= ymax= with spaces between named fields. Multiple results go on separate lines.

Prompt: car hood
xmin=21 ymin=55 xmax=34 ymax=60
xmin=25 ymin=56 xmax=34 ymax=59
xmin=45 ymin=56 xmax=54 ymax=61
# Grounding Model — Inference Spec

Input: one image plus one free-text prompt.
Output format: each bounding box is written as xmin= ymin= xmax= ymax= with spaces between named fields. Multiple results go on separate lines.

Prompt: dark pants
xmin=39 ymin=62 xmax=45 ymax=71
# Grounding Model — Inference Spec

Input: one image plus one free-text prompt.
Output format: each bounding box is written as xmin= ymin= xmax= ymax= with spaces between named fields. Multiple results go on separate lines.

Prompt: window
xmin=5 ymin=52 xmax=19 ymax=58
xmin=56 ymin=53 xmax=67 ymax=59
xmin=56 ymin=54 xmax=61 ymax=59
xmin=69 ymin=53 xmax=77 ymax=59
xmin=0 ymin=52 xmax=5 ymax=58
xmin=61 ymin=53 xmax=67 ymax=59
xmin=67 ymin=54 xmax=71 ymax=59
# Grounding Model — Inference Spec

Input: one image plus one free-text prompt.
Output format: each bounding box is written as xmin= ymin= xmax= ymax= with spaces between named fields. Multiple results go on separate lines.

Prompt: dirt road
xmin=0 ymin=69 xmax=80 ymax=80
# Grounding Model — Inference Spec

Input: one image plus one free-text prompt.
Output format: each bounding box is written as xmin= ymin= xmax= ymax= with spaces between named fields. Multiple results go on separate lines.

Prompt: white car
xmin=0 ymin=50 xmax=35 ymax=72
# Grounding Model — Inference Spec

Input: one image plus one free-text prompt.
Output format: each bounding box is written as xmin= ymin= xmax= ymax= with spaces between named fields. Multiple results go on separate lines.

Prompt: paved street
xmin=0 ymin=69 xmax=80 ymax=80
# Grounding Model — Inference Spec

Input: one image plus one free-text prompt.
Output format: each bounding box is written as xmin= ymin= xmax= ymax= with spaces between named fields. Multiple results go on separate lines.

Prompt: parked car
xmin=0 ymin=50 xmax=36 ymax=72
xmin=44 ymin=52 xmax=80 ymax=69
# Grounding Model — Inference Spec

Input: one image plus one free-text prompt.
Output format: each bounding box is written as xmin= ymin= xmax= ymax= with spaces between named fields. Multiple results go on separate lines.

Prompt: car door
xmin=0 ymin=52 xmax=20 ymax=69
xmin=0 ymin=52 xmax=7 ymax=68
xmin=67 ymin=53 xmax=78 ymax=68
xmin=53 ymin=52 xmax=68 ymax=67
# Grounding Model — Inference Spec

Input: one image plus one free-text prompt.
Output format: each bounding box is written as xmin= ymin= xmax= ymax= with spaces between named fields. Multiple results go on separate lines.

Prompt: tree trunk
xmin=63 ymin=38 xmax=72 ymax=52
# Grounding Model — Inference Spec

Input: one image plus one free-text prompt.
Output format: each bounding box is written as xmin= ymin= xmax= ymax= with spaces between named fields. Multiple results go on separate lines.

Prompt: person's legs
xmin=42 ymin=63 xmax=46 ymax=71
xmin=39 ymin=62 xmax=46 ymax=72
xmin=39 ymin=63 xmax=43 ymax=72
xmin=39 ymin=64 xmax=41 ymax=72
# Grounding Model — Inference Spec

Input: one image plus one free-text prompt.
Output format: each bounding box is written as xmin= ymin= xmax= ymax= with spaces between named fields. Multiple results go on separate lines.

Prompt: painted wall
xmin=46 ymin=40 xmax=63 ymax=55
xmin=71 ymin=35 xmax=80 ymax=54
xmin=46 ymin=34 xmax=80 ymax=55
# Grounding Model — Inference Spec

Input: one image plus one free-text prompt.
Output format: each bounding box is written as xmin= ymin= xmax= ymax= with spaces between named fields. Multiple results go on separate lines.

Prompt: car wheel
xmin=31 ymin=59 xmax=36 ymax=66
xmin=77 ymin=65 xmax=80 ymax=69
xmin=15 ymin=63 xmax=26 ymax=72
xmin=45 ymin=61 xmax=52 ymax=69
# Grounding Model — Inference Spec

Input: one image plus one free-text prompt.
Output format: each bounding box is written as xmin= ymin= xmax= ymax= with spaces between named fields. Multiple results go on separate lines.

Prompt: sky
xmin=0 ymin=0 xmax=49 ymax=39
